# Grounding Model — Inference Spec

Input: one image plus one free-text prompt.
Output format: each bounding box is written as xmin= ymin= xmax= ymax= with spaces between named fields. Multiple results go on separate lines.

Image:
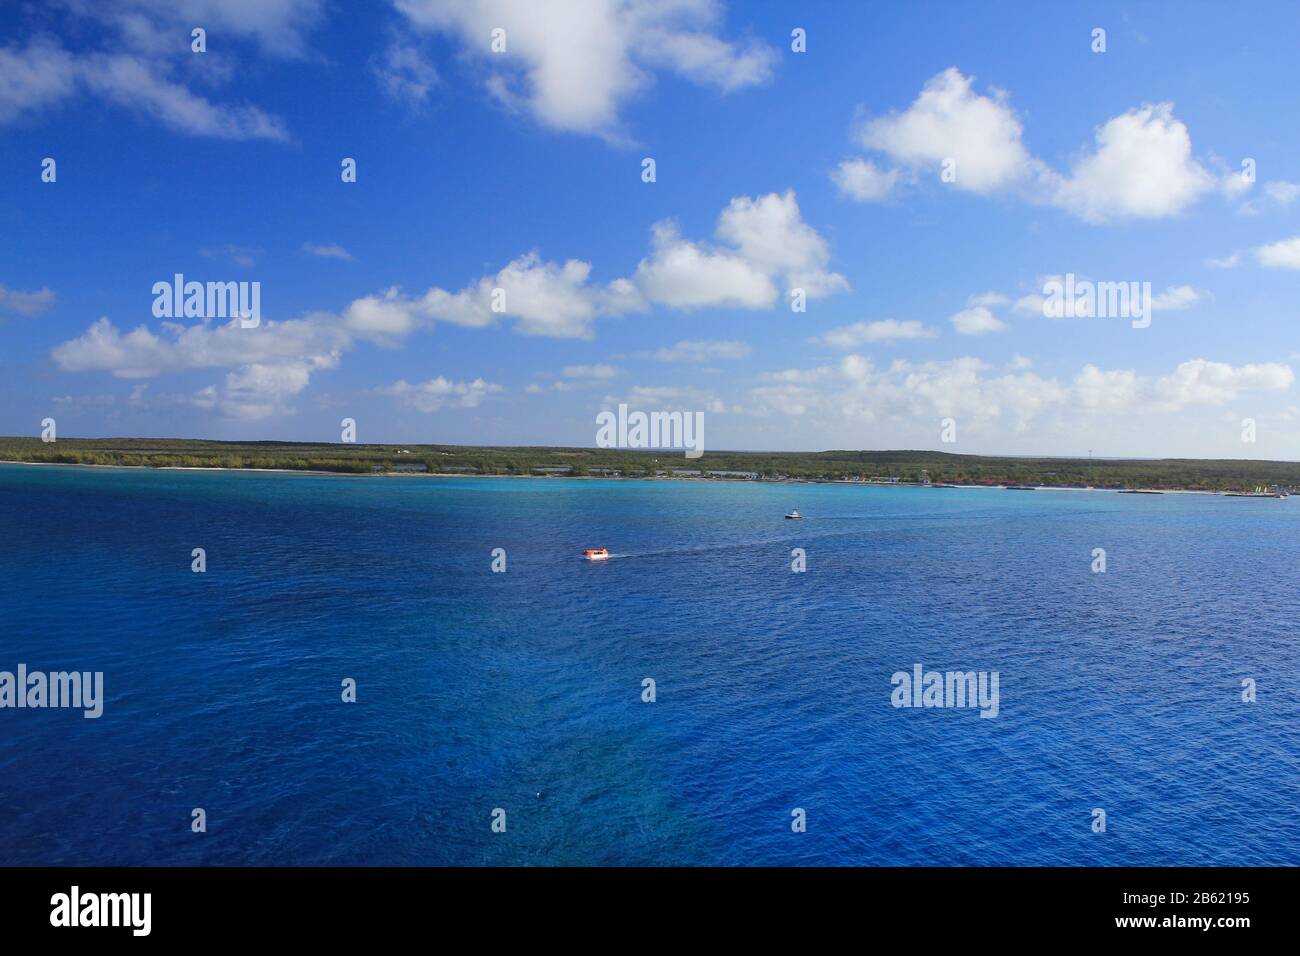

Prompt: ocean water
xmin=1 ymin=462 xmax=1298 ymax=866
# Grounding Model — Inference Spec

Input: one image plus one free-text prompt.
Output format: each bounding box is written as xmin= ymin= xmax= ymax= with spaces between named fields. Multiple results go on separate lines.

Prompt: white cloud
xmin=1235 ymin=178 xmax=1300 ymax=215
xmin=749 ymin=355 xmax=1060 ymax=433
xmin=1150 ymin=285 xmax=1205 ymax=311
xmin=1265 ymin=180 xmax=1300 ymax=206
xmin=373 ymin=41 xmax=438 ymax=105
xmin=0 ymin=284 xmax=56 ymax=315
xmin=562 ymin=363 xmax=619 ymax=379
xmin=0 ymin=38 xmax=288 ymax=139
xmin=1073 ymin=365 xmax=1143 ymax=413
xmin=859 ymin=67 xmax=1036 ymax=194
xmin=634 ymin=221 xmax=776 ymax=309
xmin=714 ymin=191 xmax=848 ymax=296
xmin=428 ymin=252 xmax=646 ymax=338
xmin=343 ymin=289 xmax=424 ymax=343
xmin=220 ymin=362 xmax=320 ymax=420
xmin=636 ymin=190 xmax=846 ymax=308
xmin=1051 ymin=103 xmax=1213 ymax=222
xmin=86 ymin=53 xmax=289 ymax=140
xmin=392 ymin=0 xmax=776 ymax=136
xmin=0 ymin=0 xmax=317 ymax=138
xmin=1255 ymin=236 xmax=1300 ymax=269
xmin=1206 ymin=252 xmax=1240 ymax=269
xmin=378 ymin=376 xmax=503 ymax=412
xmin=1009 ymin=277 xmax=1204 ymax=317
xmin=949 ymin=305 xmax=1007 ymax=335
xmin=967 ymin=291 xmax=1009 ymax=308
xmin=0 ymin=39 xmax=79 ymax=123
xmin=1154 ymin=359 xmax=1293 ymax=408
xmin=842 ymin=68 xmax=1216 ymax=222
xmin=605 ymin=383 xmax=727 ymax=415
xmin=746 ymin=355 xmax=1293 ymax=436
xmin=1221 ymin=169 xmax=1254 ymax=202
xmin=50 ymin=315 xmax=348 ymax=419
xmin=812 ymin=319 xmax=936 ymax=349
xmin=831 ymin=158 xmax=899 ymax=202
xmin=303 ymin=242 xmax=355 ymax=261
xmin=343 ymin=252 xmax=647 ymax=341
xmin=103 ymin=0 xmax=327 ymax=59
xmin=51 ymin=315 xmax=346 ymax=379
xmin=49 ymin=191 xmax=843 ymax=419
xmin=644 ymin=339 xmax=751 ymax=362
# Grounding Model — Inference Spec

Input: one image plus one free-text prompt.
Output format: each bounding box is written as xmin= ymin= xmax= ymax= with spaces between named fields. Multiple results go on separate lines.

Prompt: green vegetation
xmin=1 ymin=437 xmax=1297 ymax=491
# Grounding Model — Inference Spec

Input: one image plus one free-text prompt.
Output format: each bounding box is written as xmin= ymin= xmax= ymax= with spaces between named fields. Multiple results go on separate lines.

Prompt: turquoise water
xmin=1 ymin=463 xmax=1298 ymax=865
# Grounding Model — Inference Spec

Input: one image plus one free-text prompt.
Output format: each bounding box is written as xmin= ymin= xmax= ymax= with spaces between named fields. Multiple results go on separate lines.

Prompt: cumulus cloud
xmin=835 ymin=67 xmax=1218 ymax=222
xmin=1150 ymin=285 xmax=1205 ymax=311
xmin=857 ymin=67 xmax=1038 ymax=194
xmin=749 ymin=355 xmax=1060 ymax=433
xmin=50 ymin=315 xmax=347 ymax=418
xmin=604 ymin=383 xmax=727 ymax=415
xmin=392 ymin=0 xmax=776 ymax=136
xmin=51 ymin=315 xmax=346 ymax=379
xmin=714 ymin=191 xmax=848 ymax=296
xmin=1050 ymin=104 xmax=1214 ymax=222
xmin=50 ymin=190 xmax=842 ymax=419
xmin=1153 ymin=359 xmax=1293 ymax=408
xmin=949 ymin=306 xmax=1007 ymax=335
xmin=342 ymin=288 xmax=426 ymax=344
xmin=633 ymin=221 xmax=776 ymax=309
xmin=378 ymin=376 xmax=503 ymax=412
xmin=830 ymin=158 xmax=900 ymax=202
xmin=378 ymin=191 xmax=841 ymax=331
xmin=637 ymin=190 xmax=846 ymax=308
xmin=406 ymin=252 xmax=646 ymax=339
xmin=811 ymin=319 xmax=936 ymax=349
xmin=1010 ymin=277 xmax=1206 ymax=318
xmin=1255 ymin=236 xmax=1300 ymax=269
xmin=745 ymin=355 xmax=1293 ymax=435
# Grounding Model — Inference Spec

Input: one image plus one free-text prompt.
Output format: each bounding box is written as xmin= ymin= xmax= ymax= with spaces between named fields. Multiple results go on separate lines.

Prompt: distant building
xmin=707 ymin=470 xmax=758 ymax=479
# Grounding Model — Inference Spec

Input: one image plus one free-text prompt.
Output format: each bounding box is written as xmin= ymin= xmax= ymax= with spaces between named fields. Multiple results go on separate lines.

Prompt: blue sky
xmin=3 ymin=0 xmax=1300 ymax=457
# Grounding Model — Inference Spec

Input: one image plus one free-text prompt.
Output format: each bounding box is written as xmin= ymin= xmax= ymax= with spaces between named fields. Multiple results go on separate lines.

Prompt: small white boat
xmin=582 ymin=548 xmax=611 ymax=561
xmin=784 ymin=510 xmax=804 ymax=520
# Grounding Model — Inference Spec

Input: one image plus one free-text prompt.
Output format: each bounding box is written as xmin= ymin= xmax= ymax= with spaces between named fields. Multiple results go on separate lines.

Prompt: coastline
xmin=0 ymin=458 xmax=1254 ymax=495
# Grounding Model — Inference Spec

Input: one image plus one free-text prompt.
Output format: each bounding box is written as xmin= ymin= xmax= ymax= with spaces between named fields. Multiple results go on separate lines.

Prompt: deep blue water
xmin=1 ymin=462 xmax=1298 ymax=866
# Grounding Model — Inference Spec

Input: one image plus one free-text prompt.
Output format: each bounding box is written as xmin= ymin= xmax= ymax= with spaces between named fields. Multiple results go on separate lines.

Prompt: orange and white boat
xmin=582 ymin=548 xmax=611 ymax=561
